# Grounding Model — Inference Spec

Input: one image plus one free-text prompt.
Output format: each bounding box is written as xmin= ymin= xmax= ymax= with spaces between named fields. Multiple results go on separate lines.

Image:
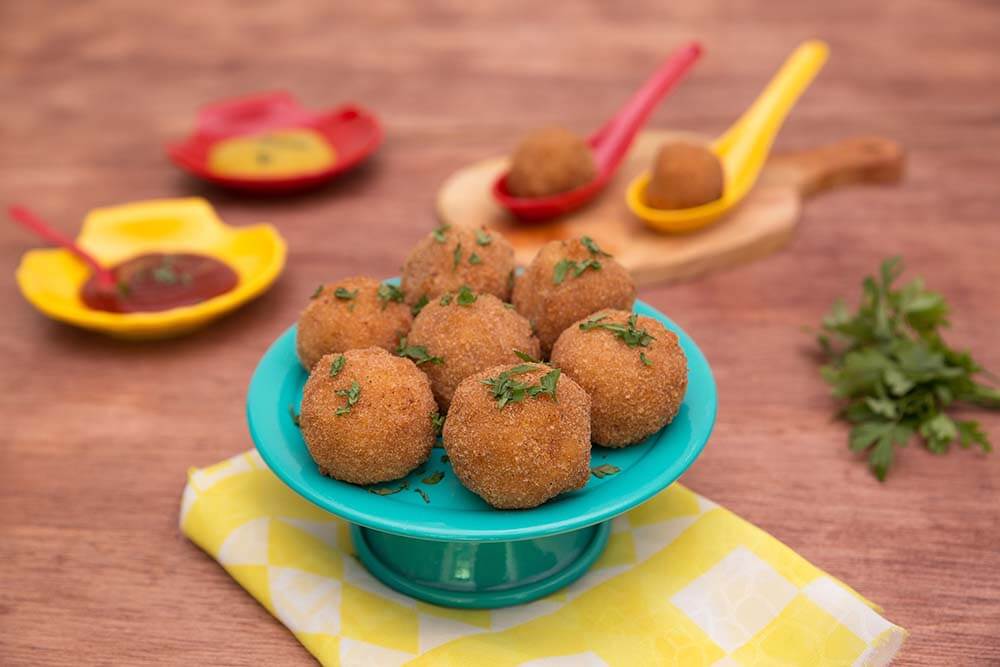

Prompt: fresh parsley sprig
xmin=553 ymin=258 xmax=602 ymax=285
xmin=818 ymin=257 xmax=999 ymax=480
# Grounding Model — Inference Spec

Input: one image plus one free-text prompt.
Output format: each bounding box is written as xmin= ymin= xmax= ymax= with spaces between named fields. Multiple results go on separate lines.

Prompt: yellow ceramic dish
xmin=15 ymin=198 xmax=286 ymax=339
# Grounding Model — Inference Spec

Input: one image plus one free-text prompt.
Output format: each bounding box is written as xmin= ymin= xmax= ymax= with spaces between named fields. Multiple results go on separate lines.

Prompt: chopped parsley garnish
xmin=397 ymin=336 xmax=444 ymax=366
xmin=514 ymin=349 xmax=539 ymax=363
xmin=640 ymin=352 xmax=653 ymax=367
xmin=503 ymin=302 xmax=514 ymax=310
xmin=411 ymin=294 xmax=429 ymax=316
xmin=422 ymin=471 xmax=444 ymax=485
xmin=310 ymin=285 xmax=324 ymax=299
xmin=432 ymin=224 xmax=451 ymax=243
xmin=430 ymin=411 xmax=445 ymax=435
xmin=481 ymin=366 xmax=560 ymax=409
xmin=452 ymin=243 xmax=463 ymax=270
xmin=334 ymin=287 xmax=358 ymax=300
xmin=369 ymin=481 xmax=408 ymax=496
xmin=288 ymin=405 xmax=300 ymax=428
xmin=456 ymin=285 xmax=477 ymax=306
xmin=581 ymin=235 xmax=611 ymax=257
xmin=580 ymin=314 xmax=655 ymax=348
xmin=377 ymin=283 xmax=405 ymax=309
xmin=476 ymin=229 xmax=492 ymax=246
xmin=329 ymin=354 xmax=346 ymax=377
xmin=439 ymin=293 xmax=453 ymax=305
xmin=151 ymin=256 xmax=183 ymax=285
xmin=553 ymin=258 xmax=602 ymax=285
xmin=469 ymin=252 xmax=482 ymax=265
xmin=414 ymin=488 xmax=431 ymax=503
xmin=591 ymin=464 xmax=620 ymax=478
xmin=818 ymin=256 xmax=1000 ymax=480
xmin=334 ymin=381 xmax=361 ymax=416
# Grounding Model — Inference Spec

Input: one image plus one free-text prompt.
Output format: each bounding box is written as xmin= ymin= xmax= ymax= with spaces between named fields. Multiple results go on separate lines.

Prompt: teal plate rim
xmin=247 ymin=297 xmax=717 ymax=542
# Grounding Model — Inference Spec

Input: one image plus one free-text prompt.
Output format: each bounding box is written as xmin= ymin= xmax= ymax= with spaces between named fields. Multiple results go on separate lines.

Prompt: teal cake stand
xmin=247 ymin=298 xmax=716 ymax=609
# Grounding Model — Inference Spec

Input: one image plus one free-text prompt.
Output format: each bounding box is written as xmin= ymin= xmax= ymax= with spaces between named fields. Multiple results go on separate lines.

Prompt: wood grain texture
xmin=436 ymin=132 xmax=904 ymax=286
xmin=1 ymin=1 xmax=998 ymax=665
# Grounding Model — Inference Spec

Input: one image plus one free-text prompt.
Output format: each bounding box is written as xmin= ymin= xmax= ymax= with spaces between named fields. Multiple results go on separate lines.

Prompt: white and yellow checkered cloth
xmin=180 ymin=451 xmax=906 ymax=666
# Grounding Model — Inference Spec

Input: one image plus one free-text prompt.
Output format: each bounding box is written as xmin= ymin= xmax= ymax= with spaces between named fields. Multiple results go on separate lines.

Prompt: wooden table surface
xmin=2 ymin=1 xmax=998 ymax=665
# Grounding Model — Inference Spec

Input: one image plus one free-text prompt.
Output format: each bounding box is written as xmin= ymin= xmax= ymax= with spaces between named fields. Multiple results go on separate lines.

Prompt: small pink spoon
xmin=9 ymin=205 xmax=117 ymax=291
xmin=493 ymin=41 xmax=703 ymax=222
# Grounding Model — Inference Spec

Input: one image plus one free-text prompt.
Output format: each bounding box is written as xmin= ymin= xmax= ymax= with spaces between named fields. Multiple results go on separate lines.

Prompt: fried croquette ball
xmin=404 ymin=289 xmax=541 ymax=411
xmin=296 ymin=276 xmax=412 ymax=370
xmin=550 ymin=309 xmax=688 ymax=447
xmin=300 ymin=347 xmax=437 ymax=485
xmin=506 ymin=126 xmax=597 ymax=198
xmin=512 ymin=237 xmax=636 ymax=355
xmin=444 ymin=363 xmax=591 ymax=508
xmin=401 ymin=224 xmax=516 ymax=307
xmin=644 ymin=142 xmax=725 ymax=209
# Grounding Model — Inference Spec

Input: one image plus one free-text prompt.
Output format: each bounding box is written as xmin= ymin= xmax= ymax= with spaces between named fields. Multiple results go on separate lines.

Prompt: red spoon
xmin=9 ymin=205 xmax=117 ymax=292
xmin=493 ymin=41 xmax=703 ymax=222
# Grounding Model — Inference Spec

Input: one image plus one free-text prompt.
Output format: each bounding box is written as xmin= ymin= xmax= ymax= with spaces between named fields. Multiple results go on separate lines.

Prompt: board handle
xmin=764 ymin=136 xmax=905 ymax=197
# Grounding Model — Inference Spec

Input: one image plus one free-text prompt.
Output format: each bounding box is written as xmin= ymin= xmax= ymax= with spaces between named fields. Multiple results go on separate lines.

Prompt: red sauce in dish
xmin=80 ymin=253 xmax=239 ymax=313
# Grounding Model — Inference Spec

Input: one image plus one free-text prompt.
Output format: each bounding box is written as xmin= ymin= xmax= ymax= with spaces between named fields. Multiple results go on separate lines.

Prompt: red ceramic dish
xmin=166 ymin=91 xmax=382 ymax=193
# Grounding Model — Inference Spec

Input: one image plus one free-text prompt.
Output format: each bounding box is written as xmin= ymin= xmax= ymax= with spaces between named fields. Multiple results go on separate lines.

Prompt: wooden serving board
xmin=436 ymin=131 xmax=904 ymax=286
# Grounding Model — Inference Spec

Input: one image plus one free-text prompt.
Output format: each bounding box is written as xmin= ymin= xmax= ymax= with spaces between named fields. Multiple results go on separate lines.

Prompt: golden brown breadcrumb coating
xmin=296 ymin=276 xmax=412 ymax=370
xmin=644 ymin=141 xmax=725 ymax=210
xmin=512 ymin=238 xmax=636 ymax=355
xmin=300 ymin=347 xmax=437 ymax=485
xmin=406 ymin=291 xmax=541 ymax=411
xmin=401 ymin=225 xmax=515 ymax=306
xmin=443 ymin=363 xmax=591 ymax=509
xmin=550 ymin=309 xmax=687 ymax=447
xmin=506 ymin=127 xmax=597 ymax=198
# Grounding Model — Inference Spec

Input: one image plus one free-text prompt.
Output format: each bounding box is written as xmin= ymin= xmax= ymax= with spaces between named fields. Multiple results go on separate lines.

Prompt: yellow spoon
xmin=627 ymin=40 xmax=830 ymax=233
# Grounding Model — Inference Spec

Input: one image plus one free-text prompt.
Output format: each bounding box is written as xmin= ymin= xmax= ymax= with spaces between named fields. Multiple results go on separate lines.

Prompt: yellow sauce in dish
xmin=207 ymin=128 xmax=336 ymax=179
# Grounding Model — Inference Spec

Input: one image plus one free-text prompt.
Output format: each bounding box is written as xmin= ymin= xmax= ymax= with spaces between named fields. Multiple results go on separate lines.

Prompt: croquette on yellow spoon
xmin=627 ymin=40 xmax=830 ymax=233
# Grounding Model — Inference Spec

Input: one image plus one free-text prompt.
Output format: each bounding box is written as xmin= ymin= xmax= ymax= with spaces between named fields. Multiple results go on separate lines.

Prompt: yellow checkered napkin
xmin=181 ymin=451 xmax=906 ymax=666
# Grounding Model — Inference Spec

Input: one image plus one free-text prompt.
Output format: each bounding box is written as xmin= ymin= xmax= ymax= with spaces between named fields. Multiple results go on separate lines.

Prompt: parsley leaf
xmin=334 ymin=287 xmax=358 ymax=300
xmin=397 ymin=336 xmax=444 ymax=366
xmin=440 ymin=293 xmax=453 ymax=305
xmin=553 ymin=257 xmax=602 ymax=285
xmin=818 ymin=257 xmax=998 ymax=480
xmin=334 ymin=381 xmax=361 ymax=416
xmin=591 ymin=464 xmax=620 ymax=478
xmin=452 ymin=243 xmax=462 ymax=270
xmin=580 ymin=313 xmax=655 ymax=348
xmin=377 ymin=283 xmax=405 ymax=309
xmin=581 ymin=235 xmax=611 ymax=257
xmin=432 ymin=224 xmax=450 ymax=243
xmin=430 ymin=411 xmax=445 ymax=435
xmin=329 ymin=354 xmax=346 ymax=377
xmin=310 ymin=285 xmax=324 ymax=299
xmin=476 ymin=229 xmax=492 ymax=246
xmin=481 ymin=365 xmax=559 ymax=409
xmin=469 ymin=252 xmax=482 ymax=265
xmin=456 ymin=285 xmax=477 ymax=306
xmin=514 ymin=349 xmax=539 ymax=363
xmin=411 ymin=294 xmax=429 ymax=316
